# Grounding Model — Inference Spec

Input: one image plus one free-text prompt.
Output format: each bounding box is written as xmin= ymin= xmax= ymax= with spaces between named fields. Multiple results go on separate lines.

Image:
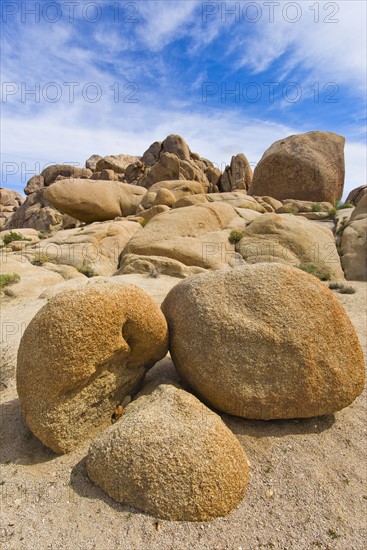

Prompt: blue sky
xmin=1 ymin=0 xmax=366 ymax=198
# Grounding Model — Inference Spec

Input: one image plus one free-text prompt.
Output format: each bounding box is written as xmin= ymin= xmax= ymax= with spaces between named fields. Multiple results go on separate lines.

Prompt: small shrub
xmin=31 ymin=253 xmax=49 ymax=266
xmin=139 ymin=219 xmax=148 ymax=227
xmin=77 ymin=265 xmax=98 ymax=278
xmin=328 ymin=282 xmax=356 ymax=294
xmin=328 ymin=207 xmax=337 ymax=217
xmin=229 ymin=230 xmax=245 ymax=245
xmin=0 ymin=273 xmax=20 ymax=288
xmin=298 ymin=263 xmax=331 ymax=281
xmin=2 ymin=232 xmax=31 ymax=246
xmin=328 ymin=282 xmax=343 ymax=290
xmin=339 ymin=286 xmax=356 ymax=295
xmin=311 ymin=203 xmax=322 ymax=212
xmin=335 ymin=200 xmax=353 ymax=210
xmin=336 ymin=218 xmax=348 ymax=236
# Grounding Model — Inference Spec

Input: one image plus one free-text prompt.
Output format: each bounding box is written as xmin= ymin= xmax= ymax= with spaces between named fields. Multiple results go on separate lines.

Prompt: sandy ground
xmin=0 ymin=277 xmax=366 ymax=550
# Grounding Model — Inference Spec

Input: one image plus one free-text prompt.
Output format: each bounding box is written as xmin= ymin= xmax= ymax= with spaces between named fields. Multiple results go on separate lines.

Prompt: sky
xmin=1 ymin=0 xmax=366 ymax=198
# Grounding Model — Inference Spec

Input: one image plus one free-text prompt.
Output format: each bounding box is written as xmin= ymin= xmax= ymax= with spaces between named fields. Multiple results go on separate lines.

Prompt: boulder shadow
xmin=0 ymin=397 xmax=56 ymax=465
xmin=222 ymin=412 xmax=335 ymax=438
xmin=70 ymin=456 xmax=142 ymax=517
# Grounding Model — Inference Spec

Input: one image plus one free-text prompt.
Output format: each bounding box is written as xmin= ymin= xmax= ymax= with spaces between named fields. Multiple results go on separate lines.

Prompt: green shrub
xmin=77 ymin=265 xmax=98 ymax=278
xmin=0 ymin=273 xmax=20 ymax=288
xmin=328 ymin=282 xmax=343 ymax=290
xmin=335 ymin=200 xmax=353 ymax=210
xmin=139 ymin=219 xmax=148 ymax=227
xmin=2 ymin=232 xmax=31 ymax=246
xmin=298 ymin=263 xmax=331 ymax=281
xmin=229 ymin=230 xmax=245 ymax=244
xmin=311 ymin=203 xmax=322 ymax=212
xmin=31 ymin=253 xmax=49 ymax=266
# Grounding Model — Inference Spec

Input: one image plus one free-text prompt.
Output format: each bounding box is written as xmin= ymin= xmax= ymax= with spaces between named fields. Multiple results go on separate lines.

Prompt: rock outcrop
xmin=124 ymin=135 xmax=221 ymax=192
xmin=3 ymin=189 xmax=63 ymax=233
xmin=236 ymin=213 xmax=344 ymax=280
xmin=341 ymin=194 xmax=367 ymax=280
xmin=118 ymin=202 xmax=244 ymax=277
xmin=86 ymin=384 xmax=249 ymax=521
xmin=346 ymin=185 xmax=367 ymax=206
xmin=23 ymin=220 xmax=141 ymax=276
xmin=162 ymin=263 xmax=365 ymax=419
xmin=16 ymin=283 xmax=169 ymax=453
xmin=0 ymin=187 xmax=24 ymax=228
xmin=219 ymin=154 xmax=253 ymax=192
xmin=250 ymin=131 xmax=345 ymax=204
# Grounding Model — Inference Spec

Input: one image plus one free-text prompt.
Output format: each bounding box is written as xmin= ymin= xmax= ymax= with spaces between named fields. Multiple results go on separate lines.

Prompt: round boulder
xmin=161 ymin=264 xmax=365 ymax=420
xmin=86 ymin=384 xmax=249 ymax=521
xmin=16 ymin=283 xmax=169 ymax=453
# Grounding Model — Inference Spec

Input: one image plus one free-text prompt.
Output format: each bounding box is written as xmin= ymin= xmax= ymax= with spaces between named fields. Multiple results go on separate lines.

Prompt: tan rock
xmin=118 ymin=203 xmax=243 ymax=276
xmin=139 ymin=180 xmax=206 ymax=211
xmin=207 ymin=192 xmax=266 ymax=213
xmin=44 ymin=179 xmax=146 ymax=223
xmin=236 ymin=213 xmax=344 ymax=280
xmin=153 ymin=188 xmax=176 ymax=207
xmin=139 ymin=205 xmax=170 ymax=223
xmin=16 ymin=283 xmax=169 ymax=453
xmin=220 ymin=154 xmax=253 ymax=192
xmin=4 ymin=189 xmax=63 ymax=232
xmin=95 ymin=154 xmax=139 ymax=174
xmin=24 ymin=175 xmax=45 ymax=195
xmin=346 ymin=185 xmax=367 ymax=206
xmin=341 ymin=194 xmax=367 ymax=280
xmin=161 ymin=264 xmax=365 ymax=419
xmin=85 ymin=154 xmax=103 ymax=171
xmin=86 ymin=384 xmax=249 ymax=521
xmin=250 ymin=131 xmax=345 ymax=203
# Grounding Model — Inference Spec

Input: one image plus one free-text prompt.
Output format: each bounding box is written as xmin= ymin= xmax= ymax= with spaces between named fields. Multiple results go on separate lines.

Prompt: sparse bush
xmin=0 ymin=273 xmax=20 ymax=288
xmin=77 ymin=265 xmax=98 ymax=278
xmin=148 ymin=267 xmax=159 ymax=279
xmin=139 ymin=219 xmax=148 ymax=227
xmin=335 ymin=200 xmax=353 ymax=210
xmin=298 ymin=263 xmax=331 ymax=281
xmin=328 ymin=282 xmax=356 ymax=294
xmin=336 ymin=218 xmax=348 ymax=236
xmin=311 ymin=203 xmax=322 ymax=212
xmin=328 ymin=207 xmax=337 ymax=217
xmin=229 ymin=230 xmax=245 ymax=245
xmin=31 ymin=253 xmax=49 ymax=266
xmin=339 ymin=285 xmax=356 ymax=295
xmin=2 ymin=232 xmax=31 ymax=246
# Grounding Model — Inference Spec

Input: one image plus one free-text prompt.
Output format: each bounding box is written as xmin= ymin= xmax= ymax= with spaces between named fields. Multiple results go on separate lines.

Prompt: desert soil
xmin=0 ymin=277 xmax=366 ymax=550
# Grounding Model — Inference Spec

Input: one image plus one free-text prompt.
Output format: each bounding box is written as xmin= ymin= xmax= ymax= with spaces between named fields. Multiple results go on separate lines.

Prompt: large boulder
xmin=3 ymin=189 xmax=63 ymax=232
xmin=16 ymin=283 xmax=169 ymax=453
xmin=236 ymin=213 xmax=344 ymax=280
xmin=22 ymin=220 xmax=141 ymax=276
xmin=341 ymin=194 xmax=367 ymax=280
xmin=86 ymin=384 xmax=249 ymax=521
xmin=249 ymin=131 xmax=345 ymax=203
xmin=138 ymin=180 xmax=206 ymax=211
xmin=118 ymin=203 xmax=244 ymax=277
xmin=24 ymin=175 xmax=45 ymax=195
xmin=44 ymin=179 xmax=146 ymax=223
xmin=161 ymin=264 xmax=365 ymax=420
xmin=219 ymin=154 xmax=253 ymax=192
